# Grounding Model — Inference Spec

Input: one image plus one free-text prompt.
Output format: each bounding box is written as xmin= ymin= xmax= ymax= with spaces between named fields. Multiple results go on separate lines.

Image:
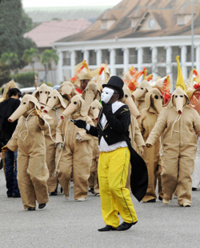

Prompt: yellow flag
xmin=176 ymin=56 xmax=186 ymax=92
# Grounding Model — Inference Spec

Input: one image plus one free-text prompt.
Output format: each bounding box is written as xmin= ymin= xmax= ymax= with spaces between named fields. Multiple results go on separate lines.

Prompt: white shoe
xmin=163 ymin=199 xmax=170 ymax=204
xmin=76 ymin=198 xmax=86 ymax=202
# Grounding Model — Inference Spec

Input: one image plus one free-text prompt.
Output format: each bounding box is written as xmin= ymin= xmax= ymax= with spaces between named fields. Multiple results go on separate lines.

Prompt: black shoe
xmin=192 ymin=187 xmax=197 ymax=191
xmin=116 ymin=221 xmax=138 ymax=231
xmin=50 ymin=191 xmax=57 ymax=196
xmin=158 ymin=196 xmax=163 ymax=201
xmin=28 ymin=207 xmax=35 ymax=211
xmin=98 ymin=225 xmax=116 ymax=232
xmin=145 ymin=199 xmax=156 ymax=203
xmin=89 ymin=188 xmax=94 ymax=194
xmin=12 ymin=193 xmax=21 ymax=198
xmin=7 ymin=193 xmax=13 ymax=198
xmin=38 ymin=203 xmax=46 ymax=209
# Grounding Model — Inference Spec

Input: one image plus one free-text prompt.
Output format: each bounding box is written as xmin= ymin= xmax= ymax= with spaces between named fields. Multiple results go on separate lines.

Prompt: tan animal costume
xmin=138 ymin=88 xmax=163 ymax=202
xmin=58 ymin=81 xmax=77 ymax=103
xmin=7 ymin=95 xmax=49 ymax=210
xmin=56 ymin=95 xmax=94 ymax=200
xmin=132 ymin=80 xmax=152 ymax=111
xmin=88 ymin=99 xmax=101 ymax=195
xmin=82 ymin=81 xmax=101 ymax=110
xmin=121 ymin=85 xmax=145 ymax=188
xmin=42 ymin=90 xmax=67 ymax=194
xmin=33 ymin=84 xmax=52 ymax=109
xmin=146 ymin=87 xmax=200 ymax=207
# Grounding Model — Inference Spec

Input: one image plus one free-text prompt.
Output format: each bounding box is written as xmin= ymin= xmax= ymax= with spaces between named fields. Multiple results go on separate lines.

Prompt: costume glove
xmin=73 ymin=119 xmax=87 ymax=129
xmin=102 ymin=102 xmax=112 ymax=117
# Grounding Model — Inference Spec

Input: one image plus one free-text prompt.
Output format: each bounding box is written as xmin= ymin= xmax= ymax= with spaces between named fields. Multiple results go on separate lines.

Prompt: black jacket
xmin=87 ymin=102 xmax=148 ymax=202
xmin=87 ymin=104 xmax=131 ymax=145
xmin=0 ymin=98 xmax=20 ymax=148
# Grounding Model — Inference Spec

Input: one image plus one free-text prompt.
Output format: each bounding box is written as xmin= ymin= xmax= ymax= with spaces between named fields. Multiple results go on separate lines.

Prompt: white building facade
xmin=54 ymin=35 xmax=200 ymax=89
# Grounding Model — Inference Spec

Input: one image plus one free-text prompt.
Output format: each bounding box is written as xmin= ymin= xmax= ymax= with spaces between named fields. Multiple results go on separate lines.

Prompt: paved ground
xmin=0 ymin=170 xmax=200 ymax=248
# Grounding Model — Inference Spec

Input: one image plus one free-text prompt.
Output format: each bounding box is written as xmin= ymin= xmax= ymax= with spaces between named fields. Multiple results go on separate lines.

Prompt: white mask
xmin=101 ymin=87 xmax=114 ymax=104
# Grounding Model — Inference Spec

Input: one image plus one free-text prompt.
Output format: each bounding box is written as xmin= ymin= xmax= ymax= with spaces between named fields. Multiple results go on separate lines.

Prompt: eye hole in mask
xmin=180 ymin=95 xmax=183 ymax=98
xmin=154 ymin=95 xmax=159 ymax=100
xmin=175 ymin=95 xmax=178 ymax=98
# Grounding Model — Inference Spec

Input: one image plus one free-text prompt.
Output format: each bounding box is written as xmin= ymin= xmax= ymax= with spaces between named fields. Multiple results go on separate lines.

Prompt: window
xmin=157 ymin=47 xmax=166 ymax=63
xmin=75 ymin=51 xmax=83 ymax=64
xmin=63 ymin=51 xmax=71 ymax=66
xmin=129 ymin=48 xmax=137 ymax=64
xmin=143 ymin=47 xmax=152 ymax=63
xmin=115 ymin=49 xmax=123 ymax=64
xmin=102 ymin=49 xmax=110 ymax=64
xmin=89 ymin=50 xmax=96 ymax=65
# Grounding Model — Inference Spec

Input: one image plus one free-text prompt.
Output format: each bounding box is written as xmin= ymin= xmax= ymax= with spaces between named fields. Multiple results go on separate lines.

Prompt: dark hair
xmin=8 ymin=88 xmax=22 ymax=98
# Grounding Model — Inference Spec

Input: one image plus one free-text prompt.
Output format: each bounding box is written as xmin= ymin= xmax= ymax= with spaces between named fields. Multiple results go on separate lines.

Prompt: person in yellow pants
xmin=98 ymin=147 xmax=137 ymax=228
xmin=73 ymin=76 xmax=138 ymax=231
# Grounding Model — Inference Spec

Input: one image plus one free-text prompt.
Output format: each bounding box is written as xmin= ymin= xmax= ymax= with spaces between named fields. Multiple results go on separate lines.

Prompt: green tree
xmin=22 ymin=48 xmax=40 ymax=71
xmin=0 ymin=63 xmax=10 ymax=86
xmin=40 ymin=49 xmax=59 ymax=83
xmin=0 ymin=52 xmax=19 ymax=72
xmin=0 ymin=0 xmax=36 ymax=70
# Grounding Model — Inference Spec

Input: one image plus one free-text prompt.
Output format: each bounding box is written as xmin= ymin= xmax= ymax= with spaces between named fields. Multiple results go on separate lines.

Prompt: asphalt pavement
xmin=0 ymin=170 xmax=200 ymax=248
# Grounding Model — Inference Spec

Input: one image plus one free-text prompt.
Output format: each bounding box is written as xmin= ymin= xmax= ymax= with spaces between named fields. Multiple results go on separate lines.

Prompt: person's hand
xmin=73 ymin=119 xmax=86 ymax=129
xmin=1 ymin=145 xmax=9 ymax=152
xmin=102 ymin=102 xmax=112 ymax=116
xmin=138 ymin=146 xmax=144 ymax=155
xmin=56 ymin=143 xmax=64 ymax=150
xmin=146 ymin=143 xmax=152 ymax=148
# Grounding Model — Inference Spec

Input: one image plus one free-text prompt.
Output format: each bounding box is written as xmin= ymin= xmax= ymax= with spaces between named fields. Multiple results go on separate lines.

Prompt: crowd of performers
xmin=0 ymin=56 xmax=200 ymax=230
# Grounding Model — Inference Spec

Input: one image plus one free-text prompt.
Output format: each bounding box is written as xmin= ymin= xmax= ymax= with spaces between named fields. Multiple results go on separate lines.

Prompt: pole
xmin=191 ymin=0 xmax=194 ymax=69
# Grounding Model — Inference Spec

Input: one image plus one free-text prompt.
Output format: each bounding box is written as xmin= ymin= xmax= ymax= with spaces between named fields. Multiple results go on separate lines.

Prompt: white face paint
xmin=101 ymin=87 xmax=114 ymax=104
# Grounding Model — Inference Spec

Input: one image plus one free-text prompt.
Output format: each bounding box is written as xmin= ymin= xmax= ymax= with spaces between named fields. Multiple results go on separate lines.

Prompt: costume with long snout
xmin=33 ymin=83 xmax=52 ymax=110
xmin=42 ymin=89 xmax=68 ymax=194
xmin=138 ymin=88 xmax=163 ymax=202
xmin=132 ymin=80 xmax=152 ymax=111
xmin=146 ymin=87 xmax=200 ymax=207
xmin=55 ymin=95 xmax=94 ymax=200
xmin=6 ymin=95 xmax=49 ymax=210
xmin=73 ymin=77 xmax=148 ymax=230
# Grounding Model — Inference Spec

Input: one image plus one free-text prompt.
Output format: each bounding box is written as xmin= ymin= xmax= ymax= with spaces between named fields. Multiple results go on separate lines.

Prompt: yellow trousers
xmin=98 ymin=147 xmax=138 ymax=228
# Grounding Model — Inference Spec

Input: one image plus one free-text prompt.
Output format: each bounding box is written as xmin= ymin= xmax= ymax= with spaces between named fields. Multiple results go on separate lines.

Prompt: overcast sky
xmin=22 ymin=0 xmax=122 ymax=8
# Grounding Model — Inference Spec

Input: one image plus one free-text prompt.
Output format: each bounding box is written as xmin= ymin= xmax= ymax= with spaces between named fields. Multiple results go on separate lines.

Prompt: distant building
xmin=23 ymin=19 xmax=91 ymax=84
xmin=54 ymin=0 xmax=200 ymax=87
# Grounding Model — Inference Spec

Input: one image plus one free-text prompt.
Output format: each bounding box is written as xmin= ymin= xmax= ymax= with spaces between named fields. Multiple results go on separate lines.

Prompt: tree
xmin=40 ymin=49 xmax=59 ymax=83
xmin=0 ymin=0 xmax=36 ymax=70
xmin=22 ymin=48 xmax=40 ymax=71
xmin=0 ymin=52 xmax=19 ymax=72
xmin=0 ymin=63 xmax=10 ymax=87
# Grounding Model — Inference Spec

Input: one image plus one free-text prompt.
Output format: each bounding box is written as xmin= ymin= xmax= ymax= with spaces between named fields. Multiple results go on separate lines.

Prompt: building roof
xmin=56 ymin=0 xmax=200 ymax=43
xmin=24 ymin=19 xmax=91 ymax=48
xmin=24 ymin=6 xmax=111 ymax=24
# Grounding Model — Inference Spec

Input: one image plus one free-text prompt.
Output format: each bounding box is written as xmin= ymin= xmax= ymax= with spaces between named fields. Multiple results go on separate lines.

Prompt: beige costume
xmin=146 ymin=88 xmax=200 ymax=207
xmin=56 ymin=95 xmax=94 ymax=200
xmin=33 ymin=84 xmax=52 ymax=109
xmin=132 ymin=80 xmax=152 ymax=111
xmin=42 ymin=90 xmax=67 ymax=194
xmin=7 ymin=95 xmax=49 ymax=209
xmin=88 ymin=99 xmax=101 ymax=195
xmin=138 ymin=88 xmax=163 ymax=202
xmin=82 ymin=81 xmax=101 ymax=110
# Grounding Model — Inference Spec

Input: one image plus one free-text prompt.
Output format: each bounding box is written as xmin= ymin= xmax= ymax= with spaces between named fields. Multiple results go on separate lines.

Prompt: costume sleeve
xmin=103 ymin=104 xmax=130 ymax=134
xmin=77 ymin=116 xmax=95 ymax=141
xmin=146 ymin=109 xmax=167 ymax=145
xmin=193 ymin=110 xmax=200 ymax=136
xmin=134 ymin=118 xmax=145 ymax=147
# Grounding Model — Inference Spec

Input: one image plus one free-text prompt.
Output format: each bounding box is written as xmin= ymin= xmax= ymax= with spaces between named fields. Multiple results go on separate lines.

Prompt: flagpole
xmin=191 ymin=0 xmax=194 ymax=70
